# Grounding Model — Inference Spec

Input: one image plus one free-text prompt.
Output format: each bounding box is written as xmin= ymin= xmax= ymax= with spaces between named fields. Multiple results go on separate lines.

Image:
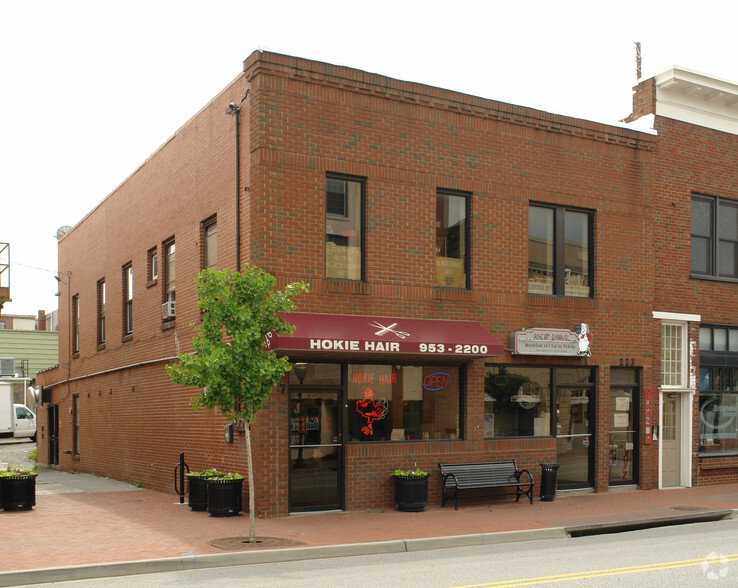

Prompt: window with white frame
xmin=661 ymin=322 xmax=686 ymax=387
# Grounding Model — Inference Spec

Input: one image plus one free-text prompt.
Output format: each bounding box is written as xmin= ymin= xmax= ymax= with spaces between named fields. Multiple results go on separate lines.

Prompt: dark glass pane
xmin=528 ymin=207 xmax=554 ymax=294
xmin=718 ymin=241 xmax=737 ymax=278
xmin=699 ymin=368 xmax=712 ymax=392
xmin=436 ymin=193 xmax=467 ymax=288
xmin=699 ymin=327 xmax=712 ymax=350
xmin=730 ymin=330 xmax=738 ymax=352
xmin=326 ymin=178 xmax=362 ymax=280
xmin=718 ymin=202 xmax=738 ymax=240
xmin=691 ymin=237 xmax=710 ymax=274
xmin=691 ymin=197 xmax=713 ymax=237
xmin=564 ymin=211 xmax=590 ymax=297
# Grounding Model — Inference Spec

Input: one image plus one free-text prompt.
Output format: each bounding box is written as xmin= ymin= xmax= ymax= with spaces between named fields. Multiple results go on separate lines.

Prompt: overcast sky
xmin=2 ymin=0 xmax=737 ymax=317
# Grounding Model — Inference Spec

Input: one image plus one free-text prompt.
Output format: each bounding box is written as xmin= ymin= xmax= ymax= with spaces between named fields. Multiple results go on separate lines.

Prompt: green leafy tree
xmin=167 ymin=263 xmax=308 ymax=541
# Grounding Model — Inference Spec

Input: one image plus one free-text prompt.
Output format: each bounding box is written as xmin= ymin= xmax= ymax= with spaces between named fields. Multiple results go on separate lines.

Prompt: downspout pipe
xmin=226 ymin=89 xmax=249 ymax=270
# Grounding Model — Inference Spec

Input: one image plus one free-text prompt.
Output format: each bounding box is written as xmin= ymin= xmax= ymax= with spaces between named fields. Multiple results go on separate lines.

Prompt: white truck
xmin=0 ymin=382 xmax=36 ymax=440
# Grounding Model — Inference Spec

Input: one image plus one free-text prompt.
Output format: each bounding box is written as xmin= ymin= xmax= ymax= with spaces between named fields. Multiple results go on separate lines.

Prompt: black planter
xmin=206 ymin=478 xmax=243 ymax=517
xmin=187 ymin=475 xmax=212 ymax=511
xmin=1 ymin=475 xmax=37 ymax=511
xmin=394 ymin=474 xmax=429 ymax=512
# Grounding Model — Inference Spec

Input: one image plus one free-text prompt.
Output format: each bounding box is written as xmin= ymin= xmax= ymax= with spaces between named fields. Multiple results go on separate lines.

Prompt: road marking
xmin=453 ymin=553 xmax=738 ymax=587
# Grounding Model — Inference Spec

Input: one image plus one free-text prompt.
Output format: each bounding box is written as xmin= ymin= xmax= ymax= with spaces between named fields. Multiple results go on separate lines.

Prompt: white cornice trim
xmin=652 ymin=311 xmax=701 ymax=322
xmin=652 ymin=66 xmax=738 ymax=135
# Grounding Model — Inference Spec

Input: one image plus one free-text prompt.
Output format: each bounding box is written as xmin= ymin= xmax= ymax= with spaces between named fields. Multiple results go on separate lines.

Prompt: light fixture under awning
xmin=266 ymin=313 xmax=504 ymax=358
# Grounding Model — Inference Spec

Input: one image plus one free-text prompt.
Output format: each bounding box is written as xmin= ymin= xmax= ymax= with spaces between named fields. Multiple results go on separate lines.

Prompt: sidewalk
xmin=1 ymin=468 xmax=737 ymax=586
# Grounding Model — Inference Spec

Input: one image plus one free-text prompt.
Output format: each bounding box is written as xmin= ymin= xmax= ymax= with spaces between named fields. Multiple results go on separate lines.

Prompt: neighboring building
xmin=0 ymin=314 xmax=36 ymax=331
xmin=36 ymin=51 xmax=738 ymax=517
xmin=0 ymin=311 xmax=58 ymax=380
xmin=0 ymin=310 xmax=59 ymax=410
xmin=627 ymin=67 xmax=738 ymax=489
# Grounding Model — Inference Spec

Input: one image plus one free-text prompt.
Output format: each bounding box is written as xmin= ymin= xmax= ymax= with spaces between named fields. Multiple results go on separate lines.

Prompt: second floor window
xmin=325 ymin=176 xmax=363 ymax=281
xmin=72 ymin=294 xmax=80 ymax=354
xmin=528 ymin=203 xmax=593 ymax=297
xmin=123 ymin=264 xmax=133 ymax=335
xmin=691 ymin=193 xmax=738 ymax=279
xmin=203 ymin=217 xmax=217 ymax=269
xmin=164 ymin=240 xmax=176 ymax=318
xmin=148 ymin=247 xmax=158 ymax=283
xmin=97 ymin=280 xmax=105 ymax=345
xmin=436 ymin=191 xmax=469 ymax=288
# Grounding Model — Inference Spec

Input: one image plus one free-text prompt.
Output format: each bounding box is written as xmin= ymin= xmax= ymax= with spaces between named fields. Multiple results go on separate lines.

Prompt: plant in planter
xmin=391 ymin=468 xmax=430 ymax=512
xmin=186 ymin=468 xmax=224 ymax=511
xmin=206 ymin=472 xmax=245 ymax=517
xmin=0 ymin=467 xmax=38 ymax=511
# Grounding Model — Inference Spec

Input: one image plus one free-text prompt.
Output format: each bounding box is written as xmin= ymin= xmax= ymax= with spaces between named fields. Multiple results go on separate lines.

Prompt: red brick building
xmin=36 ymin=52 xmax=738 ymax=516
xmin=628 ymin=67 xmax=738 ymax=489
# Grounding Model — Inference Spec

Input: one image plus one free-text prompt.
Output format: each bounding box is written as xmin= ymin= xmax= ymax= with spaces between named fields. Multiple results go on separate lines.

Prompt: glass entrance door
xmin=609 ymin=369 xmax=639 ymax=485
xmin=556 ymin=388 xmax=592 ymax=488
xmin=289 ymin=389 xmax=343 ymax=512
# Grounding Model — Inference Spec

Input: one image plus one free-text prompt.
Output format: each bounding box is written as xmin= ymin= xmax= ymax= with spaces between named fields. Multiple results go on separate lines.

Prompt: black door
xmin=47 ymin=404 xmax=59 ymax=466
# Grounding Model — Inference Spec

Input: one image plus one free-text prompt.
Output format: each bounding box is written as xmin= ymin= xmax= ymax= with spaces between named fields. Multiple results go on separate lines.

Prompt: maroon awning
xmin=266 ymin=313 xmax=504 ymax=358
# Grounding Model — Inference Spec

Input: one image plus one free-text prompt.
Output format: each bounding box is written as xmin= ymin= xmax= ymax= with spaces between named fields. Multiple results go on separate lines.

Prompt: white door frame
xmin=658 ymin=389 xmax=693 ymax=489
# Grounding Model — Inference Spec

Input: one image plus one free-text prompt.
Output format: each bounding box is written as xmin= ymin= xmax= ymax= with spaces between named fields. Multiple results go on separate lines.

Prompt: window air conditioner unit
xmin=162 ymin=300 xmax=176 ymax=319
xmin=0 ymin=358 xmax=14 ymax=377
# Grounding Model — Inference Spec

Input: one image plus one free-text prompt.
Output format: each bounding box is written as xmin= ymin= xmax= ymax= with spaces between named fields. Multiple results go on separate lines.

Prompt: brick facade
xmin=36 ymin=52 xmax=738 ymax=517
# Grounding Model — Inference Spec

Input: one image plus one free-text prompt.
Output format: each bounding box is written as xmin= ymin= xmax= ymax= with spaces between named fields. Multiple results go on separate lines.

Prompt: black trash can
xmin=539 ymin=463 xmax=559 ymax=502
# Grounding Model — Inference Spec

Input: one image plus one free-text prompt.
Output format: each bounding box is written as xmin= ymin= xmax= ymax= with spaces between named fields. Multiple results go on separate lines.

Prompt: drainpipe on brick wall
xmin=226 ymin=89 xmax=249 ymax=270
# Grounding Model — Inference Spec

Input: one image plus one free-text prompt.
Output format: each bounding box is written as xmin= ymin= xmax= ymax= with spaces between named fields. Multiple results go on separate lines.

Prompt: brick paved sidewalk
xmin=2 ymin=476 xmax=737 ymax=574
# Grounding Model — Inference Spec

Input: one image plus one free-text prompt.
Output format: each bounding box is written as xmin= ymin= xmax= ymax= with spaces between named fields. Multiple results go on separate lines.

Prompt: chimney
xmin=37 ymin=310 xmax=46 ymax=331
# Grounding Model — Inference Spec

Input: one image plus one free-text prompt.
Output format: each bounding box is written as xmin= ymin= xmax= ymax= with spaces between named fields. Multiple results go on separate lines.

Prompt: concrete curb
xmin=0 ymin=529 xmax=566 ymax=586
xmin=0 ymin=511 xmax=733 ymax=586
xmin=565 ymin=508 xmax=735 ymax=537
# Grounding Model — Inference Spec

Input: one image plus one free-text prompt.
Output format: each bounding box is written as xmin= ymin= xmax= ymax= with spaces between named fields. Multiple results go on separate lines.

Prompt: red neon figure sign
xmin=355 ymin=388 xmax=387 ymax=436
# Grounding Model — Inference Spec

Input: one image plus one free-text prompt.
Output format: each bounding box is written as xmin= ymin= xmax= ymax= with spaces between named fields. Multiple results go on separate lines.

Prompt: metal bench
xmin=438 ymin=460 xmax=534 ymax=509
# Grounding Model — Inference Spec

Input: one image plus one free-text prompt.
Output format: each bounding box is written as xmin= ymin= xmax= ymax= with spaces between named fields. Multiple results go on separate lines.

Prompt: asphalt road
xmin=21 ymin=517 xmax=738 ymax=587
xmin=0 ymin=437 xmax=36 ymax=470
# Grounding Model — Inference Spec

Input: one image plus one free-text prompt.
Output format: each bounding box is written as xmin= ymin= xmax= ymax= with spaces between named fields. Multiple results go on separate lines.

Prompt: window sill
xmin=526 ymin=293 xmax=595 ymax=307
xmin=433 ymin=287 xmax=471 ymax=301
xmin=690 ymin=273 xmax=738 ymax=284
xmin=698 ymin=455 xmax=738 ymax=463
xmin=122 ymin=334 xmax=133 ymax=343
xmin=162 ymin=320 xmax=176 ymax=331
xmin=325 ymin=279 xmax=367 ymax=295
xmin=146 ymin=279 xmax=158 ymax=289
xmin=72 ymin=352 xmax=79 ymax=359
xmin=96 ymin=343 xmax=105 ymax=351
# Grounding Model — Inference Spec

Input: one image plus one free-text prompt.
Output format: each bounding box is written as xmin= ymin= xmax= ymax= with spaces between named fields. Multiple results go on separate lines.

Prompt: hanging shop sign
xmin=512 ymin=324 xmax=592 ymax=357
xmin=266 ymin=313 xmax=505 ymax=358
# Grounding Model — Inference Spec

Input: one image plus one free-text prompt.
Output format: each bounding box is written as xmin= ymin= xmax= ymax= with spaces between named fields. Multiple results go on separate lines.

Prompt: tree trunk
xmin=245 ymin=420 xmax=256 ymax=542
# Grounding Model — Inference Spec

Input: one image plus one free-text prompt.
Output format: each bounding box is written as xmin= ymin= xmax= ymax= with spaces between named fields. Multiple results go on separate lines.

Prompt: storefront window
xmin=347 ymin=364 xmax=461 ymax=442
xmin=484 ymin=367 xmax=551 ymax=437
xmin=699 ymin=367 xmax=738 ymax=456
